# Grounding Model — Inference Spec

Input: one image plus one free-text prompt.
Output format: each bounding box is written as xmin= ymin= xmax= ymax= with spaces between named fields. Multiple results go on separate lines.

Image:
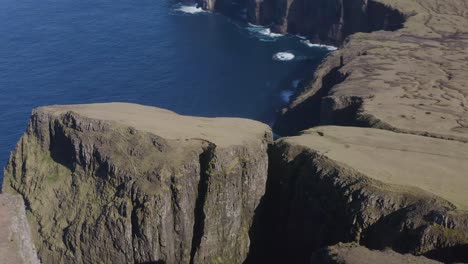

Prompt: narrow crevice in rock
xmin=49 ymin=119 xmax=76 ymax=170
xmin=189 ymin=145 xmax=215 ymax=264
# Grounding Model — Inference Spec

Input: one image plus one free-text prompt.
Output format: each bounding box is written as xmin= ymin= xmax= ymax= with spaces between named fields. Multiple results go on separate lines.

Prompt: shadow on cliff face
xmin=425 ymin=244 xmax=468 ymax=263
xmin=49 ymin=114 xmax=79 ymax=171
xmin=244 ymin=142 xmax=468 ymax=264
xmin=245 ymin=145 xmax=354 ymax=264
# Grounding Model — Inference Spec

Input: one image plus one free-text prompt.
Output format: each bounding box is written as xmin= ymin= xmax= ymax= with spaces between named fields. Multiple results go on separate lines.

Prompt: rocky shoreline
xmin=2 ymin=0 xmax=468 ymax=263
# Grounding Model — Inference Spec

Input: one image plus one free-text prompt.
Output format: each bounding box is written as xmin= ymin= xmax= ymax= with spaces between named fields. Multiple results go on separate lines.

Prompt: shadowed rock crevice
xmin=189 ymin=145 xmax=215 ymax=264
xmin=424 ymin=244 xmax=468 ymax=263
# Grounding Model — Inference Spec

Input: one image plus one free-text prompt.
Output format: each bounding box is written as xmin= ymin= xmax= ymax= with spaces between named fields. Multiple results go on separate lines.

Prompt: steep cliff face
xmin=197 ymin=0 xmax=404 ymax=46
xmin=3 ymin=103 xmax=272 ymax=264
xmin=247 ymin=126 xmax=468 ymax=263
xmin=253 ymin=0 xmax=404 ymax=45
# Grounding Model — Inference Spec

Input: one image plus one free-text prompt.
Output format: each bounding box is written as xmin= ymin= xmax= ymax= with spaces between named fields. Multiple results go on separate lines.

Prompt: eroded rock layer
xmin=3 ymin=103 xmax=272 ymax=264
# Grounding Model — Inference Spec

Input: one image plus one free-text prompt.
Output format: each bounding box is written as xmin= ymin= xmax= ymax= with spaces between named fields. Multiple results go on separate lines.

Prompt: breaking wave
xmin=300 ymin=39 xmax=337 ymax=51
xmin=175 ymin=4 xmax=207 ymax=14
xmin=246 ymin=24 xmax=284 ymax=41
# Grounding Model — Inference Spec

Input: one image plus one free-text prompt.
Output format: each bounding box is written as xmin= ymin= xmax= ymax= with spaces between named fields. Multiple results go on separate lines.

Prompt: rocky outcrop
xmin=0 ymin=193 xmax=40 ymax=264
xmin=310 ymin=243 xmax=442 ymax=264
xmin=2 ymin=103 xmax=272 ymax=264
xmin=274 ymin=0 xmax=468 ymax=140
xmin=247 ymin=126 xmax=468 ymax=263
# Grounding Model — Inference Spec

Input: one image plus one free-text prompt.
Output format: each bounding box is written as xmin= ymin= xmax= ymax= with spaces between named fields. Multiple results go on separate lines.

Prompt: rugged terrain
xmin=3 ymin=103 xmax=272 ymax=264
xmin=197 ymin=0 xmax=468 ymax=141
xmin=247 ymin=126 xmax=468 ymax=263
xmin=3 ymin=105 xmax=468 ymax=263
xmin=272 ymin=0 xmax=468 ymax=140
xmin=3 ymin=0 xmax=468 ymax=263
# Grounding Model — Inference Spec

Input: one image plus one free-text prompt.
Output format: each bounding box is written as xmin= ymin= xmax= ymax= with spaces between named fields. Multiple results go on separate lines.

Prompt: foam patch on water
xmin=280 ymin=90 xmax=294 ymax=103
xmin=280 ymin=79 xmax=302 ymax=103
xmin=301 ymin=40 xmax=337 ymax=51
xmin=246 ymin=24 xmax=284 ymax=41
xmin=175 ymin=4 xmax=207 ymax=14
xmin=258 ymin=28 xmax=284 ymax=38
xmin=273 ymin=52 xmax=295 ymax=61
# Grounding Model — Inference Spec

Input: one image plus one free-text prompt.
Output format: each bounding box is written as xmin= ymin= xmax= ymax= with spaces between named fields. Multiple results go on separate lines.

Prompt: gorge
xmin=2 ymin=0 xmax=468 ymax=263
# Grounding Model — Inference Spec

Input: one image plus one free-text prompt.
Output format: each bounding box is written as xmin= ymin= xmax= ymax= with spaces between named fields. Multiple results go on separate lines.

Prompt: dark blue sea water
xmin=0 ymin=0 xmax=331 ymax=178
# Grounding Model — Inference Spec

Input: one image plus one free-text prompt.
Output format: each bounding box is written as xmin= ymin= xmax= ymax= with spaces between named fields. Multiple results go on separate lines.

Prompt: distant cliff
xmin=198 ymin=0 xmax=404 ymax=45
xmin=272 ymin=0 xmax=468 ymax=138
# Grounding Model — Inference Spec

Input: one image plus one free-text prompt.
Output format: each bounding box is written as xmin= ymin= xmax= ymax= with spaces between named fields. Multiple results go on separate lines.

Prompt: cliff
xmin=247 ymin=126 xmax=468 ymax=263
xmin=3 ymin=0 xmax=468 ymax=262
xmin=252 ymin=0 xmax=404 ymax=45
xmin=3 ymin=103 xmax=272 ymax=264
xmin=273 ymin=0 xmax=468 ymax=140
xmin=3 ymin=105 xmax=468 ymax=263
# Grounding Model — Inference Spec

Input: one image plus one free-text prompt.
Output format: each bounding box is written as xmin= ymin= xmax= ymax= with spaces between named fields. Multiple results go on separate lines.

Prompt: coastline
xmin=2 ymin=0 xmax=468 ymax=263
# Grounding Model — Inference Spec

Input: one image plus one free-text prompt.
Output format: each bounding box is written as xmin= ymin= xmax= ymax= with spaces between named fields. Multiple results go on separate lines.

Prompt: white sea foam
xmin=258 ymin=28 xmax=284 ymax=38
xmin=280 ymin=90 xmax=294 ymax=103
xmin=273 ymin=52 xmax=295 ymax=61
xmin=300 ymin=39 xmax=337 ymax=51
xmin=246 ymin=24 xmax=284 ymax=41
xmin=175 ymin=4 xmax=207 ymax=14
